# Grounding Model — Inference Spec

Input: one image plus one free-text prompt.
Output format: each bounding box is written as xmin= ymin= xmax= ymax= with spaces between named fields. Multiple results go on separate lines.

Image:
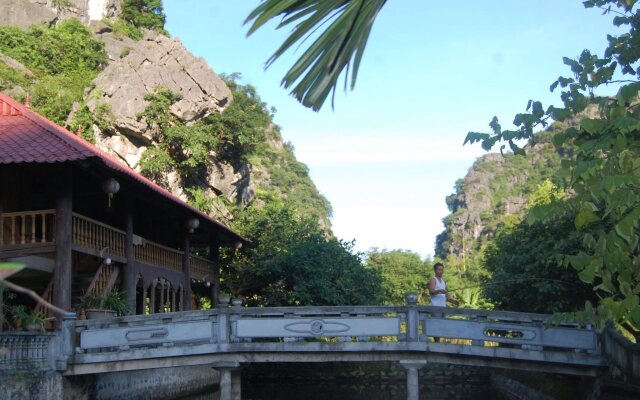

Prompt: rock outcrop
xmin=86 ymin=31 xmax=232 ymax=140
xmin=436 ymin=139 xmax=561 ymax=258
xmin=0 ymin=0 xmax=120 ymax=27
xmin=77 ymin=30 xmax=252 ymax=209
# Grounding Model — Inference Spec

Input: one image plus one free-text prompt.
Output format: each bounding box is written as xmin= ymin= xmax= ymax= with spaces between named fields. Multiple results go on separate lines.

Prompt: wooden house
xmin=0 ymin=93 xmax=246 ymax=327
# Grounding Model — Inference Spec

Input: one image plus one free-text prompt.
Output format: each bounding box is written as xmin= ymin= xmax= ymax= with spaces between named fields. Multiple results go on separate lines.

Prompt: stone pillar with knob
xmin=406 ymin=293 xmax=419 ymax=342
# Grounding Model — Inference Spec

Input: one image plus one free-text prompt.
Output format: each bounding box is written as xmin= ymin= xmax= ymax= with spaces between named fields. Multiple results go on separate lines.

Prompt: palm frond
xmin=245 ymin=0 xmax=387 ymax=111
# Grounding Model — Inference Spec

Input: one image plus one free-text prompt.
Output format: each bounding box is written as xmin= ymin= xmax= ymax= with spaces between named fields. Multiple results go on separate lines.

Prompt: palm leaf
xmin=245 ymin=0 xmax=387 ymax=111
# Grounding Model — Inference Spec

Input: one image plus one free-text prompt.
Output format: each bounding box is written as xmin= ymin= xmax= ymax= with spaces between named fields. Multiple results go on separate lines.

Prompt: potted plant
xmin=218 ymin=292 xmax=231 ymax=307
xmin=81 ymin=288 xmax=128 ymax=319
xmin=11 ymin=305 xmax=45 ymax=331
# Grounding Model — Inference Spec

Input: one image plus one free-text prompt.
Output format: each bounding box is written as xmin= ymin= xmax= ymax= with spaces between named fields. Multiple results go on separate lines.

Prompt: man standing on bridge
xmin=428 ymin=262 xmax=458 ymax=307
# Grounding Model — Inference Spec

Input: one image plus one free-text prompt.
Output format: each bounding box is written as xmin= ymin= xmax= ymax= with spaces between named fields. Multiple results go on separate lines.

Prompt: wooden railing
xmin=86 ymin=263 xmax=120 ymax=296
xmin=72 ymin=213 xmax=125 ymax=259
xmin=6 ymin=209 xmax=211 ymax=280
xmin=1 ymin=209 xmax=55 ymax=246
xmin=34 ymin=279 xmax=55 ymax=330
xmin=190 ymin=255 xmax=214 ymax=281
xmin=134 ymin=239 xmax=182 ymax=272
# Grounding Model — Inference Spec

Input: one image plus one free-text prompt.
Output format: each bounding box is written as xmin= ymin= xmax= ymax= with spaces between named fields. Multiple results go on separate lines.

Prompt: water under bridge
xmin=4 ymin=295 xmax=628 ymax=400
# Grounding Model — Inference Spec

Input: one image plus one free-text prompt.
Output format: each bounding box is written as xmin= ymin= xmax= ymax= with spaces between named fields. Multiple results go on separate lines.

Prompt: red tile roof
xmin=0 ymin=92 xmax=245 ymax=244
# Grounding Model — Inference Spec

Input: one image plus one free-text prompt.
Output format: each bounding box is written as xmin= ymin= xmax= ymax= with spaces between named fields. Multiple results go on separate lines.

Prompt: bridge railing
xmin=417 ymin=306 xmax=598 ymax=352
xmin=0 ymin=332 xmax=59 ymax=372
xmin=602 ymin=324 xmax=640 ymax=384
xmin=67 ymin=298 xmax=600 ymax=358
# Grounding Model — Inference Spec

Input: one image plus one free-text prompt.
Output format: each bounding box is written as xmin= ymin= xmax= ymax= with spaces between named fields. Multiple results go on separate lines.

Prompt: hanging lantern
xmin=102 ymin=178 xmax=120 ymax=207
xmin=186 ymin=217 xmax=200 ymax=233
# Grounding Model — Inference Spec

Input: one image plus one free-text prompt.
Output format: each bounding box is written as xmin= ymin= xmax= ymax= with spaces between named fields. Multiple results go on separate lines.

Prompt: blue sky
xmin=164 ymin=1 xmax=618 ymax=258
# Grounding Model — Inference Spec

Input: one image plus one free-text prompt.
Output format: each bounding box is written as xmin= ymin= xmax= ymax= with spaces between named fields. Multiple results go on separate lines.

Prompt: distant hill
xmin=435 ymin=127 xmax=569 ymax=260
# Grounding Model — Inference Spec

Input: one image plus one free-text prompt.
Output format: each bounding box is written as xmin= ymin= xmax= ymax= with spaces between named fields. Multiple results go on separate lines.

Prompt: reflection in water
xmin=177 ymin=382 xmax=502 ymax=400
xmin=243 ymin=382 xmax=501 ymax=400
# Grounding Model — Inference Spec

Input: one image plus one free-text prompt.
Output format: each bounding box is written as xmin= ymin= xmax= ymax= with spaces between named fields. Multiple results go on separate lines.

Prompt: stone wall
xmin=1 ymin=371 xmax=93 ymax=400
xmin=93 ymin=365 xmax=218 ymax=400
xmin=1 ymin=366 xmax=218 ymax=400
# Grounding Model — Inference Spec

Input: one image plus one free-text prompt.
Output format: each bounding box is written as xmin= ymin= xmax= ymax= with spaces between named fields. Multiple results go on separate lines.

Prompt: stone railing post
xmin=406 ymin=293 xmax=419 ymax=342
xmin=56 ymin=311 xmax=76 ymax=370
xmin=217 ymin=307 xmax=230 ymax=344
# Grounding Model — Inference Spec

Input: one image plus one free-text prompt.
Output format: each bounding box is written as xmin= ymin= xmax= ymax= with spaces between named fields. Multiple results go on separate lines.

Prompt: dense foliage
xmin=0 ymin=20 xmax=107 ymax=124
xmin=115 ymin=0 xmax=167 ymax=39
xmin=136 ymin=78 xmax=331 ymax=226
xmin=224 ymin=198 xmax=383 ymax=306
xmin=467 ymin=0 xmax=640 ymax=335
xmin=484 ymin=210 xmax=597 ymax=314
xmin=365 ymin=249 xmax=430 ymax=305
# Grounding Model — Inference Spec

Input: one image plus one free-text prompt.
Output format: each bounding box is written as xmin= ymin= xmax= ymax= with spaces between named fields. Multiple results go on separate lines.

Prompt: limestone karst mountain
xmin=435 ymin=131 xmax=565 ymax=260
xmin=0 ymin=0 xmax=331 ymax=227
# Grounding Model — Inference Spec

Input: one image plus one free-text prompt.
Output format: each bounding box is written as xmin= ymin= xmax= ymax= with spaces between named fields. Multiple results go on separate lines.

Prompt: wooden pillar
xmin=53 ymin=164 xmax=73 ymax=322
xmin=0 ymin=199 xmax=4 ymax=251
xmin=141 ymin=282 xmax=147 ymax=314
xmin=0 ymin=200 xmax=3 ymax=331
xmin=124 ymin=200 xmax=135 ymax=314
xmin=159 ymin=279 xmax=165 ymax=312
xmin=182 ymin=235 xmax=192 ymax=311
xmin=210 ymin=242 xmax=220 ymax=307
xmin=150 ymin=279 xmax=156 ymax=313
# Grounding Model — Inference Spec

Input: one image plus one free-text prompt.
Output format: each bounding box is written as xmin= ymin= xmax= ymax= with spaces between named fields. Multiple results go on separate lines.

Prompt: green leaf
xmin=616 ymin=82 xmax=640 ymax=105
xmin=630 ymin=307 xmax=640 ymax=327
xmin=575 ymin=206 xmax=599 ymax=230
xmin=581 ymin=118 xmax=606 ymax=134
xmin=614 ymin=208 xmax=640 ymax=244
xmin=463 ymin=132 xmax=490 ymax=146
xmin=245 ymin=0 xmax=388 ymax=111
xmin=578 ymin=262 xmax=597 ymax=284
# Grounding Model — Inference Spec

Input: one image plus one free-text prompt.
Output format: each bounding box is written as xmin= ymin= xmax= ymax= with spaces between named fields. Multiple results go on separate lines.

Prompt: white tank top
xmin=431 ymin=277 xmax=447 ymax=307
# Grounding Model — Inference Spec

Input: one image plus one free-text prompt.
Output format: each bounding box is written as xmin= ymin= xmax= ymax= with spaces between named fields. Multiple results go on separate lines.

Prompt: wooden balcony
xmin=0 ymin=210 xmax=56 ymax=256
xmin=1 ymin=209 xmax=215 ymax=280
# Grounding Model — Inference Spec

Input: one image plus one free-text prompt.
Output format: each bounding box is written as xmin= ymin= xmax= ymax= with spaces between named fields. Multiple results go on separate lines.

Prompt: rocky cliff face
xmin=0 ymin=0 xmax=120 ymax=27
xmin=435 ymin=137 xmax=562 ymax=258
xmin=71 ymin=29 xmax=250 ymax=207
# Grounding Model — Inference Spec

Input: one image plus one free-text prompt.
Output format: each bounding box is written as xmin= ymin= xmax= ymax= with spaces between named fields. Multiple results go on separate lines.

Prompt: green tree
xmin=365 ymin=249 xmax=430 ymax=305
xmin=121 ymin=0 xmax=167 ymax=33
xmin=225 ymin=197 xmax=382 ymax=306
xmin=466 ymin=0 xmax=640 ymax=335
xmin=484 ymin=211 xmax=597 ymax=314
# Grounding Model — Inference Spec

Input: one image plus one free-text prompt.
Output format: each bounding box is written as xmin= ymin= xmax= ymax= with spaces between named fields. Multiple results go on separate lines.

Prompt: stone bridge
xmin=41 ymin=296 xmax=609 ymax=399
xmin=6 ymin=296 xmax=637 ymax=400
